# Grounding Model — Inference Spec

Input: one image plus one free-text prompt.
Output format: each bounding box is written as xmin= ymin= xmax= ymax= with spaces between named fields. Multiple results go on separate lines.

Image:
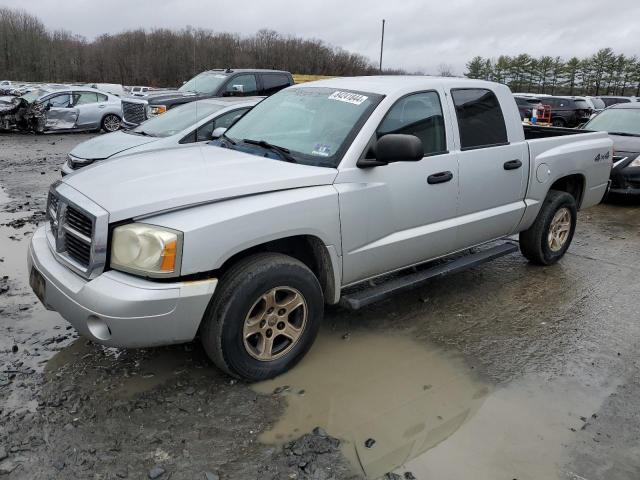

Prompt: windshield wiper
xmin=242 ymin=139 xmax=297 ymax=163
xmin=608 ymin=131 xmax=640 ymax=137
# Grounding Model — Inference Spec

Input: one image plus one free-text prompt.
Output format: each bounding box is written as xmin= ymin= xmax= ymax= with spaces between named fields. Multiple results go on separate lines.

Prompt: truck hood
xmin=69 ymin=131 xmax=158 ymax=160
xmin=62 ymin=145 xmax=338 ymax=222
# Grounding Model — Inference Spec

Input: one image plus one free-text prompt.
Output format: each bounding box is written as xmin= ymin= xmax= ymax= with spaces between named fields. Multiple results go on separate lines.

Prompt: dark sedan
xmin=584 ymin=103 xmax=640 ymax=196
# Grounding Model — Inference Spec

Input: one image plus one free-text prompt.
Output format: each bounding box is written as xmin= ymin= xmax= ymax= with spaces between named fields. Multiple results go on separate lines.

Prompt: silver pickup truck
xmin=28 ymin=77 xmax=612 ymax=380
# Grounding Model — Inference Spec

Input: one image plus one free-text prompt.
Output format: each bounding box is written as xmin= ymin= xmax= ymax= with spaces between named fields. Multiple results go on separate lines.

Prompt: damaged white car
xmin=0 ymin=86 xmax=122 ymax=133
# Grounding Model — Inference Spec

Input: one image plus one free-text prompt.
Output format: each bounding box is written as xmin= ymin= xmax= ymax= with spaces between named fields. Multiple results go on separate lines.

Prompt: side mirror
xmin=211 ymin=127 xmax=227 ymax=139
xmin=358 ymin=134 xmax=424 ymax=168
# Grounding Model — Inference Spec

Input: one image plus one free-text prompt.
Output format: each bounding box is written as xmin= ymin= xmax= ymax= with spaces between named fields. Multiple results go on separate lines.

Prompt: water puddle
xmin=253 ymin=332 xmax=489 ymax=478
xmin=397 ymin=373 xmax=618 ymax=480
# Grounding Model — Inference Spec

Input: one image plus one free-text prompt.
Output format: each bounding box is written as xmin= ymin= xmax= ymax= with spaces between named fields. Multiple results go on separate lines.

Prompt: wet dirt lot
xmin=1 ymin=132 xmax=640 ymax=479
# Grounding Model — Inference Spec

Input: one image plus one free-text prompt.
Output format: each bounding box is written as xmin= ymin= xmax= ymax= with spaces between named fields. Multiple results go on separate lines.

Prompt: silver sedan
xmin=62 ymin=97 xmax=262 ymax=174
xmin=0 ymin=86 xmax=122 ymax=133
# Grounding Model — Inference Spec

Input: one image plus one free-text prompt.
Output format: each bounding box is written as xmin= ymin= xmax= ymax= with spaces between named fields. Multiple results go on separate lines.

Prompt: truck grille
xmin=122 ymin=101 xmax=147 ymax=125
xmin=46 ymin=182 xmax=109 ymax=279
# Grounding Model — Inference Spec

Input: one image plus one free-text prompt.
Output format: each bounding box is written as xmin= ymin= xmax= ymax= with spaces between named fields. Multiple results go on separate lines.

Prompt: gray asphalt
xmin=0 ymin=132 xmax=639 ymax=479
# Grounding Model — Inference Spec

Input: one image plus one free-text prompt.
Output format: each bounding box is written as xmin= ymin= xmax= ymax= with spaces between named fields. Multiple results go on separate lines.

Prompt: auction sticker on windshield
xmin=328 ymin=91 xmax=368 ymax=105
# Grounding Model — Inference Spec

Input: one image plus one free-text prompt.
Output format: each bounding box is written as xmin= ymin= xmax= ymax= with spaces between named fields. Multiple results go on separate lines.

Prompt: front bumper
xmin=610 ymin=161 xmax=640 ymax=196
xmin=28 ymin=225 xmax=217 ymax=348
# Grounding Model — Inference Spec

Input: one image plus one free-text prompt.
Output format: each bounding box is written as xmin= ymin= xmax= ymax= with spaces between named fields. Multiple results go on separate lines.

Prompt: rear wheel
xmin=101 ymin=114 xmax=121 ymax=132
xmin=519 ymin=190 xmax=577 ymax=265
xmin=200 ymin=253 xmax=323 ymax=381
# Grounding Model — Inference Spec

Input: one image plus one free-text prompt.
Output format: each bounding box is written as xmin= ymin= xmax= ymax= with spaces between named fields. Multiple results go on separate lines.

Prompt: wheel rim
xmin=548 ymin=207 xmax=571 ymax=252
xmin=243 ymin=286 xmax=308 ymax=361
xmin=104 ymin=115 xmax=120 ymax=132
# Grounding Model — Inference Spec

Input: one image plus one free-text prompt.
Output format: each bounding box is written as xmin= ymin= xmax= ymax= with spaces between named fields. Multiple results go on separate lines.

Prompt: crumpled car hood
xmin=69 ymin=131 xmax=158 ymax=160
xmin=62 ymin=144 xmax=338 ymax=222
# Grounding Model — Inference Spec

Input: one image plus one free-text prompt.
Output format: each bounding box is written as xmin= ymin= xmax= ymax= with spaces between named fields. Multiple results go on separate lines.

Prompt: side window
xmin=97 ymin=93 xmax=108 ymax=102
xmin=377 ymin=92 xmax=446 ymax=156
xmin=46 ymin=94 xmax=72 ymax=108
xmin=261 ymin=74 xmax=291 ymax=95
xmin=73 ymin=92 xmax=99 ymax=105
xmin=225 ymin=75 xmax=258 ymax=96
xmin=195 ymin=108 xmax=250 ymax=142
xmin=451 ymin=88 xmax=508 ymax=150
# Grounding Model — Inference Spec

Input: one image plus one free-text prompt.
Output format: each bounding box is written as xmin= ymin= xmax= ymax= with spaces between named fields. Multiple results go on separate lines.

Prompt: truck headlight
xmin=629 ymin=156 xmax=640 ymax=168
xmin=147 ymin=105 xmax=167 ymax=116
xmin=110 ymin=224 xmax=182 ymax=277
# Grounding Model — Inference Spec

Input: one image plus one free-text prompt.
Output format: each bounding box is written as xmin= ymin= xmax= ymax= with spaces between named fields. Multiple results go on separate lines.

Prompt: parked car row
xmin=0 ymin=69 xmax=293 ymax=134
xmin=514 ymin=93 xmax=637 ymax=127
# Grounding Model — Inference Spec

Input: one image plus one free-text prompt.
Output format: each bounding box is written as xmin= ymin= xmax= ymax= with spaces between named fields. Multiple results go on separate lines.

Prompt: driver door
xmin=44 ymin=93 xmax=78 ymax=130
xmin=335 ymin=91 xmax=460 ymax=285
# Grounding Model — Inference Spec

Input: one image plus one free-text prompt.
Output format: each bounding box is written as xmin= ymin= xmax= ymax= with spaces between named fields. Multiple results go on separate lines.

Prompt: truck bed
xmin=523 ymin=124 xmax=592 ymax=140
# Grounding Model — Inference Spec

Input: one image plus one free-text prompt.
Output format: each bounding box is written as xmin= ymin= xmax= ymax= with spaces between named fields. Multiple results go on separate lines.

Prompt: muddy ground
xmin=0 ymin=132 xmax=639 ymax=480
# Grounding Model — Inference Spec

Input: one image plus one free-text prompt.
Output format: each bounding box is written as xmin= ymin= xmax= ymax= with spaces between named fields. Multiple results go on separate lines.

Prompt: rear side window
xmin=97 ymin=93 xmax=108 ymax=102
xmin=377 ymin=91 xmax=446 ymax=156
xmin=261 ymin=74 xmax=291 ymax=95
xmin=451 ymin=88 xmax=508 ymax=150
xmin=73 ymin=92 xmax=98 ymax=105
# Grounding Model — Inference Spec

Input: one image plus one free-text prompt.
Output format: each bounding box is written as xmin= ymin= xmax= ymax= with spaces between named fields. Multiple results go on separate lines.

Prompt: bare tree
xmin=437 ymin=63 xmax=455 ymax=77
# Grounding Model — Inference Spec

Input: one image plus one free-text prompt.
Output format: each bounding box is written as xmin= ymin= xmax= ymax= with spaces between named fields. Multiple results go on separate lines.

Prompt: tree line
xmin=0 ymin=7 xmax=397 ymax=87
xmin=464 ymin=49 xmax=640 ymax=96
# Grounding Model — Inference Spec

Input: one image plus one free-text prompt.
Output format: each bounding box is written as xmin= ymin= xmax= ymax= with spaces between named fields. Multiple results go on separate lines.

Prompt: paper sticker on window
xmin=312 ymin=143 xmax=332 ymax=157
xmin=328 ymin=91 xmax=368 ymax=105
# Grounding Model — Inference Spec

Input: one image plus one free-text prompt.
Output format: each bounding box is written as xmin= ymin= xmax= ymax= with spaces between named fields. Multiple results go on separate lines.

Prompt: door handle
xmin=98 ymin=105 xmax=106 ymax=108
xmin=504 ymin=159 xmax=522 ymax=170
xmin=427 ymin=171 xmax=453 ymax=184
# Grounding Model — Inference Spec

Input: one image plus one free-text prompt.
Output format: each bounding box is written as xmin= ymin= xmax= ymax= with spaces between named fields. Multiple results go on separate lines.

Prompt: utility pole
xmin=379 ymin=19 xmax=385 ymax=74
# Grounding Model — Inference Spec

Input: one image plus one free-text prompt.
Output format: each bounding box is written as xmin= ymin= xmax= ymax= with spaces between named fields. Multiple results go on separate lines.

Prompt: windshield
xmin=179 ymin=72 xmax=229 ymax=95
xmin=585 ymin=108 xmax=640 ymax=136
xmin=224 ymin=87 xmax=384 ymax=167
xmin=20 ymin=89 xmax=49 ymax=103
xmin=129 ymin=101 xmax=225 ymax=137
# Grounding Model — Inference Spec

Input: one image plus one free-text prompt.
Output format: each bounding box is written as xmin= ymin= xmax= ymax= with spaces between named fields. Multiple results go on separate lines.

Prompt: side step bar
xmin=339 ymin=242 xmax=519 ymax=310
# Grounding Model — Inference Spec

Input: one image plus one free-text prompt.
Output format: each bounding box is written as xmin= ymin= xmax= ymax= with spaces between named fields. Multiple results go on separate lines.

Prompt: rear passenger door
xmin=450 ymin=88 xmax=527 ymax=249
xmin=72 ymin=91 xmax=101 ymax=129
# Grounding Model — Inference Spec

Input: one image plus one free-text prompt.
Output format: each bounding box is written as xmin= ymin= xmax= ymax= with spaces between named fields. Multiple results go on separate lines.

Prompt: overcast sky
xmin=3 ymin=0 xmax=640 ymax=74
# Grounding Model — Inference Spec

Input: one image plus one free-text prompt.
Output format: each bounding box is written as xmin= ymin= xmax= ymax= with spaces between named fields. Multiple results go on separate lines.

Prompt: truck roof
xmin=202 ymin=68 xmax=291 ymax=74
xmin=293 ymin=75 xmax=504 ymax=95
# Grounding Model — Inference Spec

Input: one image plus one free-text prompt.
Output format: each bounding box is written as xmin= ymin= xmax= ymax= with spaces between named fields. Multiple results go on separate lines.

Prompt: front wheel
xmin=101 ymin=114 xmax=121 ymax=132
xmin=519 ymin=190 xmax=577 ymax=265
xmin=200 ymin=253 xmax=323 ymax=381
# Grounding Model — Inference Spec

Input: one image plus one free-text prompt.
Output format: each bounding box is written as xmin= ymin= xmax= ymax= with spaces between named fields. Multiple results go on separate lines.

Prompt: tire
xmin=551 ymin=118 xmax=566 ymax=127
xmin=519 ymin=190 xmax=577 ymax=265
xmin=200 ymin=252 xmax=323 ymax=381
xmin=101 ymin=114 xmax=121 ymax=132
